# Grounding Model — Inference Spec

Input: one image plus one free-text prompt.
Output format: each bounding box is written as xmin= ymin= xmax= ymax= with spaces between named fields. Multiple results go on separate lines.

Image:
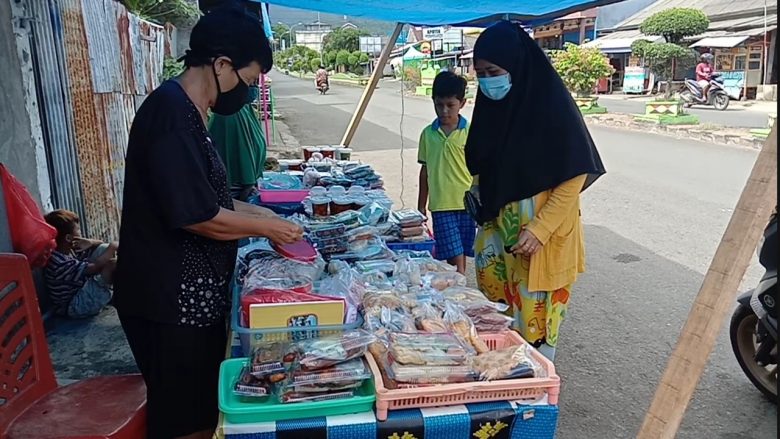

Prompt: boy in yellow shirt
xmin=417 ymin=71 xmax=475 ymax=274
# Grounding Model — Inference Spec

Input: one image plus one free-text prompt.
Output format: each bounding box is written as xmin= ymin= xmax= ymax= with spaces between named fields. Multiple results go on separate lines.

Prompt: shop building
xmin=585 ymin=0 xmax=777 ymax=99
xmin=533 ymin=8 xmax=598 ymax=49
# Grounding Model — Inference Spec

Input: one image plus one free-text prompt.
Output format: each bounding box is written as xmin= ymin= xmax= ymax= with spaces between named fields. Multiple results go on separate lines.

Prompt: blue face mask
xmin=478 ymin=73 xmax=512 ymax=101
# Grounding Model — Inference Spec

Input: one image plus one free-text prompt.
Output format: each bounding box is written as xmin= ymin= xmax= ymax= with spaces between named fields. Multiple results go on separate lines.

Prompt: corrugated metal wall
xmin=27 ymin=0 xmax=168 ymax=240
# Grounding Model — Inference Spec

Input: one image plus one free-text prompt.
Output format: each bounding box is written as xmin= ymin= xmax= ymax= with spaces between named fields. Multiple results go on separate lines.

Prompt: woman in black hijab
xmin=466 ymin=21 xmax=605 ymax=361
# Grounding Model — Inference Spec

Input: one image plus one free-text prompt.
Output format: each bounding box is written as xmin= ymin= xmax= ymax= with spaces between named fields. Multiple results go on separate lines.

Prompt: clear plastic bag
xmin=388 ymin=332 xmax=471 ymax=366
xmin=250 ymin=341 xmax=296 ymax=378
xmin=411 ymin=302 xmax=448 ymax=333
xmin=364 ymin=306 xmax=417 ymax=334
xmin=362 ymin=289 xmax=404 ymax=310
xmin=354 ymin=259 xmax=395 ymax=275
xmin=239 ymin=243 xmax=325 ymax=288
xmin=440 ymin=286 xmax=509 ymax=313
xmin=426 ymin=271 xmax=467 ymax=291
xmin=294 ymin=330 xmax=376 ymax=370
xmin=470 ymin=344 xmax=546 ymax=381
xmin=358 ymin=202 xmax=390 ymax=226
xmin=317 ymin=267 xmax=364 ymax=324
xmin=443 ymin=302 xmax=490 ymax=354
xmin=394 ymin=256 xmax=422 ymax=287
xmin=388 ymin=363 xmax=478 ymax=385
xmin=285 ymin=358 xmax=371 ymax=390
xmin=391 ymin=209 xmax=426 ymax=227
xmin=471 ymin=312 xmax=515 ymax=333
xmin=234 ymin=365 xmax=271 ymax=398
xmin=259 ymin=172 xmax=304 ymax=190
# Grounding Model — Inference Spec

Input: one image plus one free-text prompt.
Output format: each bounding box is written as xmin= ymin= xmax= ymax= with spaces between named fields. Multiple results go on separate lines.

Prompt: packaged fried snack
xmin=470 ymin=344 xmax=546 ymax=381
xmin=388 ymin=332 xmax=470 ymax=366
xmin=234 ymin=365 xmax=271 ymax=398
xmin=294 ymin=330 xmax=376 ymax=370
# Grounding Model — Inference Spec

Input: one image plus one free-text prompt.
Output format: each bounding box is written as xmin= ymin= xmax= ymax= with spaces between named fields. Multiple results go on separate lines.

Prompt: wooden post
xmin=340 ymin=23 xmax=404 ymax=147
xmin=637 ymin=125 xmax=778 ymax=439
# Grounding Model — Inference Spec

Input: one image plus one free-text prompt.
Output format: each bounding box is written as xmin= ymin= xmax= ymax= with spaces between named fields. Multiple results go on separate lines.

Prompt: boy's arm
xmin=418 ymin=165 xmax=429 ymax=214
xmin=84 ymin=242 xmax=118 ymax=275
xmin=417 ymin=132 xmax=429 ymax=214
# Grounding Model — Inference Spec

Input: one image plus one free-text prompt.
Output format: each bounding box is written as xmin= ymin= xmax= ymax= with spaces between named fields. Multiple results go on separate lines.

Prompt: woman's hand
xmin=511 ymin=228 xmax=542 ymax=257
xmin=261 ymin=218 xmax=304 ymax=245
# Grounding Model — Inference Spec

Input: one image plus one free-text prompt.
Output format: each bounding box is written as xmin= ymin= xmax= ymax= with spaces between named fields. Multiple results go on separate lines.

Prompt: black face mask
xmin=211 ymin=62 xmax=248 ymax=116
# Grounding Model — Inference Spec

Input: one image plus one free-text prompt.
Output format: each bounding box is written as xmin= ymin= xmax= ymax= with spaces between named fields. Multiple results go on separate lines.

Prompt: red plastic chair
xmin=0 ymin=253 xmax=147 ymax=439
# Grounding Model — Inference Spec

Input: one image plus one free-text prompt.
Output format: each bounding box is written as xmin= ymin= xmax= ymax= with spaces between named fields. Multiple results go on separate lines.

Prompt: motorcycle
xmin=730 ymin=208 xmax=777 ymax=401
xmin=680 ymin=72 xmax=730 ymax=111
xmin=316 ymin=79 xmax=329 ymax=95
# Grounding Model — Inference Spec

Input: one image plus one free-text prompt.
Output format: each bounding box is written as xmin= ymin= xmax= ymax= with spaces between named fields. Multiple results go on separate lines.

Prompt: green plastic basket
xmin=219 ymin=358 xmax=376 ymax=424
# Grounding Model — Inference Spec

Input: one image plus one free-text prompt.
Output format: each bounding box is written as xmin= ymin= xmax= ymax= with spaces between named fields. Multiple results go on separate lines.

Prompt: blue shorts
xmin=431 ymin=210 xmax=476 ymax=260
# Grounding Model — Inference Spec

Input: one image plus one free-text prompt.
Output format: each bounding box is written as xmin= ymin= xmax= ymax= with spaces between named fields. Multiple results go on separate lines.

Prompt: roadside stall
xmin=213 ymin=1 xmax=640 ymax=438
xmin=691 ymin=36 xmax=769 ymax=100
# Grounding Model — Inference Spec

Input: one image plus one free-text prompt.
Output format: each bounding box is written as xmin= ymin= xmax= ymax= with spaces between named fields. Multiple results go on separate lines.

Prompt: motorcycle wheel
xmin=713 ymin=92 xmax=730 ymax=111
xmin=730 ymin=304 xmax=778 ymax=402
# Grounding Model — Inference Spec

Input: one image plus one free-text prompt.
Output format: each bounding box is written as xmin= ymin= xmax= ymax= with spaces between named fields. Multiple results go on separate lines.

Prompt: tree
xmin=336 ymin=49 xmax=351 ymax=69
xmin=639 ymin=8 xmax=709 ymax=45
xmin=323 ymin=27 xmax=369 ymax=53
xmin=121 ymin=0 xmax=199 ymax=27
xmin=310 ymin=58 xmax=322 ymax=72
xmin=551 ymin=43 xmax=615 ymax=97
xmin=632 ymin=8 xmax=709 ymax=98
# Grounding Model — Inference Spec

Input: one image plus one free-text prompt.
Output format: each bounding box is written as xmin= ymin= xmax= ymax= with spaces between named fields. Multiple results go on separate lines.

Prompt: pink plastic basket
xmin=258 ymin=189 xmax=309 ymax=203
xmin=365 ymin=331 xmax=560 ymax=421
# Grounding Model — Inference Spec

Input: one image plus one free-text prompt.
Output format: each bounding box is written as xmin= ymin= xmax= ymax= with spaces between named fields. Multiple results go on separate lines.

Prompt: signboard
xmin=719 ymin=70 xmax=745 ymax=99
xmin=432 ymin=39 xmax=443 ymax=52
xmin=423 ymin=26 xmax=445 ymax=41
xmin=443 ymin=29 xmax=463 ymax=45
xmin=359 ymin=36 xmax=383 ymax=55
xmin=623 ymin=66 xmax=646 ymax=93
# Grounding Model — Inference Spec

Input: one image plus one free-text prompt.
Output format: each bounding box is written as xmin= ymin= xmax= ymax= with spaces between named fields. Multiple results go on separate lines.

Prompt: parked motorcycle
xmin=730 ymin=207 xmax=777 ymax=401
xmin=680 ymin=72 xmax=730 ymax=111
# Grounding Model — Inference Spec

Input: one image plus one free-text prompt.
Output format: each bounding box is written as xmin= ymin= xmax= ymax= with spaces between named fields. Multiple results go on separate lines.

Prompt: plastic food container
xmin=311 ymin=196 xmax=330 ymax=217
xmin=320 ymin=147 xmax=335 ymax=159
xmin=366 ymin=331 xmax=561 ymax=421
xmin=351 ymin=195 xmax=370 ymax=211
xmin=330 ymin=197 xmax=353 ymax=215
xmin=337 ymin=148 xmax=353 ymax=161
xmin=303 ymin=146 xmax=320 ymax=161
xmin=219 ymin=358 xmax=376 ymax=423
xmin=328 ymin=185 xmax=347 ymax=198
xmin=309 ymin=186 xmax=327 ymax=198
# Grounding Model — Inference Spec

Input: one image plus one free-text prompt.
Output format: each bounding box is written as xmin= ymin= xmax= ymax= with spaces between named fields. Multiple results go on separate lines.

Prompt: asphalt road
xmin=596 ymin=95 xmax=771 ymax=129
xmin=269 ymin=73 xmax=776 ymax=439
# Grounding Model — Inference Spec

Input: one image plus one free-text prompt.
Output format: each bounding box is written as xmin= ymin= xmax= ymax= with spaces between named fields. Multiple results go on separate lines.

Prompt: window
xmin=734 ymin=54 xmax=746 ymax=71
xmin=748 ymin=51 xmax=762 ymax=70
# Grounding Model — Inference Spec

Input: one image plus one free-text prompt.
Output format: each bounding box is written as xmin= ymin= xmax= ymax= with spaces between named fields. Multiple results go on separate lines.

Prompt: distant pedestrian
xmin=466 ymin=21 xmax=606 ymax=361
xmin=417 ymin=71 xmax=474 ymax=274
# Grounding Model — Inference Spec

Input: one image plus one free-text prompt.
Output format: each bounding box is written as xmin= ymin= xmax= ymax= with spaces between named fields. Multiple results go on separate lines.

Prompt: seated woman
xmin=209 ymin=78 xmax=267 ymax=201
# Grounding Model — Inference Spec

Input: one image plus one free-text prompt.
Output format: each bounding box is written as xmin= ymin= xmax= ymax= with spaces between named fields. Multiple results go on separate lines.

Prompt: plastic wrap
xmin=443 ymin=302 xmax=490 ymax=354
xmin=294 ymin=330 xmax=376 ymax=370
xmin=354 ymin=259 xmax=395 ymax=275
xmin=362 ymin=289 xmax=403 ymax=310
xmin=440 ymin=287 xmax=509 ymax=314
xmin=391 ymin=209 xmax=426 ymax=227
xmin=470 ymin=312 xmax=515 ymax=332
xmin=278 ymin=358 xmax=371 ymax=403
xmin=411 ymin=302 xmax=448 ymax=333
xmin=238 ymin=244 xmax=325 ymax=287
xmin=250 ymin=342 xmax=296 ymax=379
xmin=388 ymin=333 xmax=470 ymax=366
xmin=358 ymin=202 xmax=390 ymax=226
xmin=331 ymin=235 xmax=394 ymax=262
xmin=470 ymin=344 xmax=546 ymax=381
xmin=426 ymin=271 xmax=467 ymax=291
xmin=394 ymin=257 xmax=422 ymax=287
xmin=364 ymin=306 xmax=417 ymax=334
xmin=240 ymin=276 xmax=313 ymax=298
xmin=234 ymin=365 xmax=271 ymax=398
xmin=317 ymin=265 xmax=365 ymax=324
xmin=388 ymin=363 xmax=478 ymax=385
xmin=259 ymin=172 xmax=304 ymax=190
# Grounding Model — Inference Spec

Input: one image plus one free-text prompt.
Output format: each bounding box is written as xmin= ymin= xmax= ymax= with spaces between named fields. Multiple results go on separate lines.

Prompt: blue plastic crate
xmin=386 ymin=239 xmax=436 ymax=256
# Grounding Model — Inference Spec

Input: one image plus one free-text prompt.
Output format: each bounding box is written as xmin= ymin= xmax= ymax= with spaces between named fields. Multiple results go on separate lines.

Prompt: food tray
xmin=259 ymin=189 xmax=310 ymax=203
xmin=365 ymin=331 xmax=560 ymax=421
xmin=231 ymin=289 xmax=363 ymax=356
xmin=219 ymin=358 xmax=376 ymax=423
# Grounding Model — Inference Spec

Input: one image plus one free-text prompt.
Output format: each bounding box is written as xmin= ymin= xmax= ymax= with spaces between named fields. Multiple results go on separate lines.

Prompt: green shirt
xmin=418 ymin=116 xmax=472 ymax=212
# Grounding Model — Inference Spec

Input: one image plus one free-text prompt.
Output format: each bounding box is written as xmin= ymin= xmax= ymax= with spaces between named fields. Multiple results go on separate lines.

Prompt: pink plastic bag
xmin=0 ymin=164 xmax=57 ymax=267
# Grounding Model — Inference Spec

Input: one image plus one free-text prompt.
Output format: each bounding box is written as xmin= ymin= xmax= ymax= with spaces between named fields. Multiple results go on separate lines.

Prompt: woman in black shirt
xmin=114 ymin=7 xmax=301 ymax=439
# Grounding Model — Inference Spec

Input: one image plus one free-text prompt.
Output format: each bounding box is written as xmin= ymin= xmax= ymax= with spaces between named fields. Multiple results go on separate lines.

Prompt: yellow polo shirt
xmin=418 ymin=116 xmax=473 ymax=212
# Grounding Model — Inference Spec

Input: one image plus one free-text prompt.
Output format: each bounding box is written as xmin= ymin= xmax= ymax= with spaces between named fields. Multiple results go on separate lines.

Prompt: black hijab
xmin=465 ymin=21 xmax=605 ymax=221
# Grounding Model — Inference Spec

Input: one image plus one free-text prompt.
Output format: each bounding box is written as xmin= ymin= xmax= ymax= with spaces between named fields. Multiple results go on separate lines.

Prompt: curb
xmin=586 ymin=115 xmax=764 ymax=149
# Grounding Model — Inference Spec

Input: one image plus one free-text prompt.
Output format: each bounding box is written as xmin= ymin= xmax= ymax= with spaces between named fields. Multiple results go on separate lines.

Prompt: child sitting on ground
xmin=417 ymin=71 xmax=475 ymax=274
xmin=43 ymin=209 xmax=118 ymax=318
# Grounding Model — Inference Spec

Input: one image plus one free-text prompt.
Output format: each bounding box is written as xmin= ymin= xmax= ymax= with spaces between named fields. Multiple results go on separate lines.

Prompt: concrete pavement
xmin=269 ymin=73 xmax=776 ymax=438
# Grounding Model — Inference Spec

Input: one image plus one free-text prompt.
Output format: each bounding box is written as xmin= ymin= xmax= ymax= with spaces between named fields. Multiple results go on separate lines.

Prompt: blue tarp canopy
xmin=260 ymin=0 xmax=625 ymax=26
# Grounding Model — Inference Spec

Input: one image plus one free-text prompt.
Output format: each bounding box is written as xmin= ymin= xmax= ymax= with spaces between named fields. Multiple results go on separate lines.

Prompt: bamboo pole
xmin=340 ymin=23 xmax=404 ymax=147
xmin=637 ymin=125 xmax=778 ymax=439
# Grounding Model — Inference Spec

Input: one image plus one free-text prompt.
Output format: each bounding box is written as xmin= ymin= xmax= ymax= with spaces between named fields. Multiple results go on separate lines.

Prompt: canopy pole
xmin=637 ymin=125 xmax=777 ymax=439
xmin=340 ymin=22 xmax=404 ymax=147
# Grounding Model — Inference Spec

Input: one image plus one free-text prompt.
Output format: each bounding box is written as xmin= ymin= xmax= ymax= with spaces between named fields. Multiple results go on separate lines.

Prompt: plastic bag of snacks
xmin=238 ymin=242 xmax=325 ymax=286
xmin=470 ymin=312 xmax=515 ymax=333
xmin=411 ymin=302 xmax=448 ymax=333
xmin=294 ymin=330 xmax=377 ymax=370
xmin=440 ymin=286 xmax=509 ymax=314
xmin=388 ymin=332 xmax=471 ymax=366
xmin=470 ymin=344 xmax=546 ymax=381
xmin=250 ymin=341 xmax=296 ymax=378
xmin=426 ymin=271 xmax=467 ymax=291
xmin=277 ymin=358 xmax=371 ymax=403
xmin=234 ymin=365 xmax=271 ymax=398
xmin=388 ymin=363 xmax=478 ymax=385
xmin=443 ymin=302 xmax=490 ymax=354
